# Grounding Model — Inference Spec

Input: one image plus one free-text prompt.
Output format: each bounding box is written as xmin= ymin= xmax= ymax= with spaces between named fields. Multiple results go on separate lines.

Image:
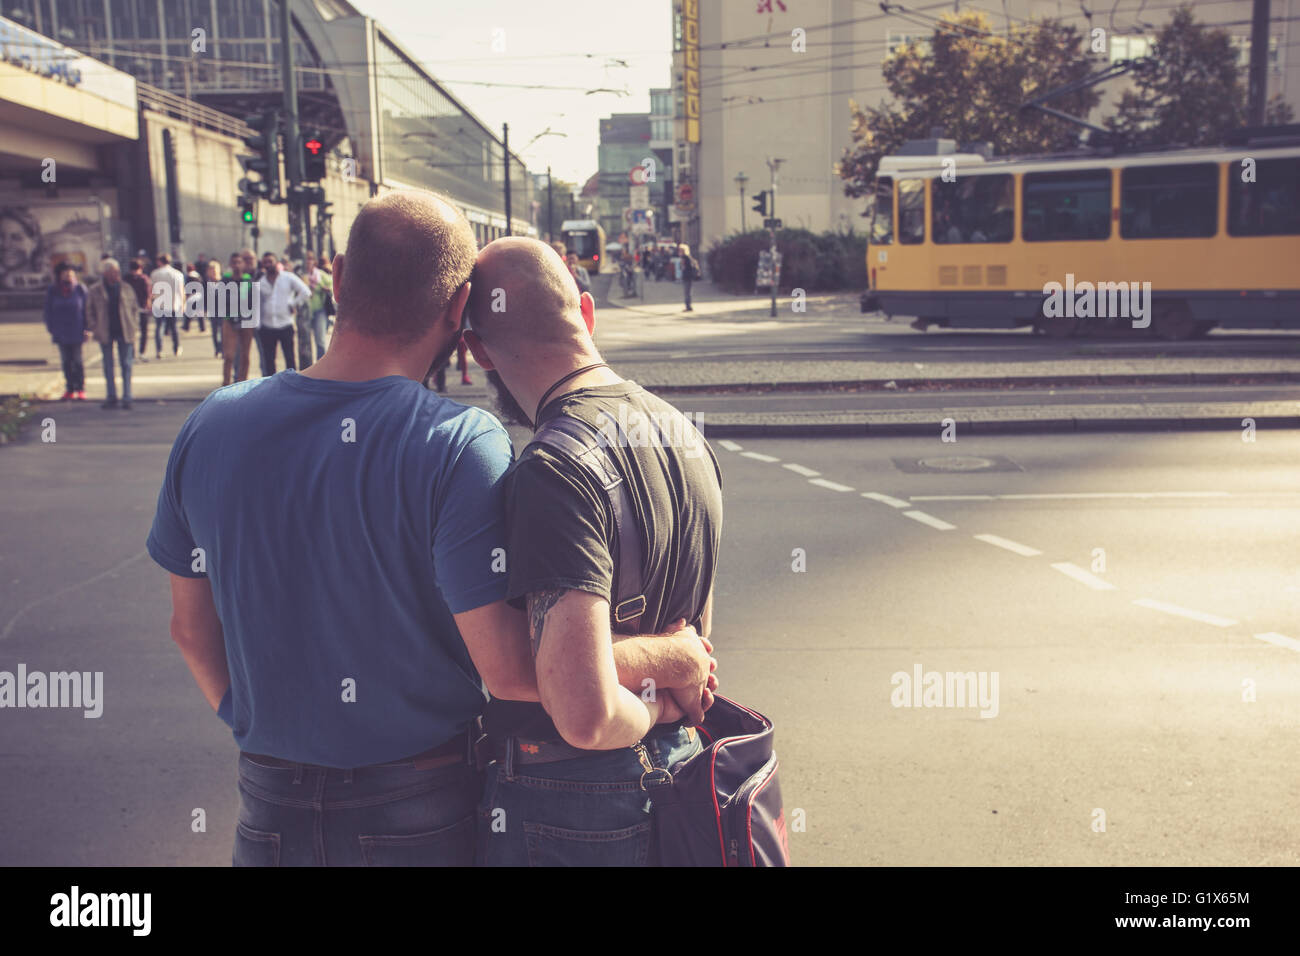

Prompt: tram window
xmin=870 ymin=176 xmax=894 ymax=245
xmin=931 ymin=174 xmax=1013 ymax=244
xmin=1228 ymin=157 xmax=1300 ymax=236
xmin=898 ymin=178 xmax=925 ymax=244
xmin=1121 ymin=163 xmax=1217 ymax=238
xmin=1022 ymin=169 xmax=1110 ymax=241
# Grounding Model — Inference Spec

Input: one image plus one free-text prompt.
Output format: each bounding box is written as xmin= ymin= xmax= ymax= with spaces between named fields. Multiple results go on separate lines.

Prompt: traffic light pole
xmin=503 ymin=123 xmax=512 ymax=237
xmin=767 ymin=158 xmax=781 ymax=318
xmin=280 ymin=0 xmax=306 ymax=260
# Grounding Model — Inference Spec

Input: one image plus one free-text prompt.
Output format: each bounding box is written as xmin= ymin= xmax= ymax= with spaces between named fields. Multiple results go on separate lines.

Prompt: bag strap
xmin=531 ymin=414 xmax=646 ymax=632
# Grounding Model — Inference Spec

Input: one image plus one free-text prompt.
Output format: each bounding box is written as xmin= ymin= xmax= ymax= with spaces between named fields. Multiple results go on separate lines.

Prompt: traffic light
xmin=239 ymin=111 xmax=280 ymax=202
xmin=238 ymin=196 xmax=257 ymax=224
xmin=751 ymin=190 xmax=768 ymax=216
xmin=301 ymin=131 xmax=326 ymax=182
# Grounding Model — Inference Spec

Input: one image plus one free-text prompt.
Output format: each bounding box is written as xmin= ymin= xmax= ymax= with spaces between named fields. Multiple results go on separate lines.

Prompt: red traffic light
xmin=304 ymin=139 xmax=323 ymax=155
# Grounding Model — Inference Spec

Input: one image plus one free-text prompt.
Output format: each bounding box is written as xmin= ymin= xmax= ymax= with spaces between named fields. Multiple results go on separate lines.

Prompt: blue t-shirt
xmin=146 ymin=371 xmax=513 ymax=767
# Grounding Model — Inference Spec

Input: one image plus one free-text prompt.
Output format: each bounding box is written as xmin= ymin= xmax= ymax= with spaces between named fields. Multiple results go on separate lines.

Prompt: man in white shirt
xmin=148 ymin=253 xmax=186 ymax=359
xmin=255 ymin=251 xmax=311 ymax=376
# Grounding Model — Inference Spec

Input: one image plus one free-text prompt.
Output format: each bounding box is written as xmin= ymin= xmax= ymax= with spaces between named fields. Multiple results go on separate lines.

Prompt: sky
xmin=353 ymin=0 xmax=674 ymax=186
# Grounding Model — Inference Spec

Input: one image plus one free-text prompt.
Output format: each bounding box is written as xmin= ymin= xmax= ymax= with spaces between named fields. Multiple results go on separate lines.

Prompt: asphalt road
xmin=2 ymin=402 xmax=1297 ymax=865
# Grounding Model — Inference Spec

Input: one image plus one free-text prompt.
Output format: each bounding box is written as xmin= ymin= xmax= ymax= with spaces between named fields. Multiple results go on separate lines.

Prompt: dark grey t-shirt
xmin=485 ymin=381 xmax=724 ymax=739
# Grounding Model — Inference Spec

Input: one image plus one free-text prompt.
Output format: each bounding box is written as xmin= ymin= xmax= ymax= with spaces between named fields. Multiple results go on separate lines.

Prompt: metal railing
xmin=137 ymin=82 xmax=253 ymax=140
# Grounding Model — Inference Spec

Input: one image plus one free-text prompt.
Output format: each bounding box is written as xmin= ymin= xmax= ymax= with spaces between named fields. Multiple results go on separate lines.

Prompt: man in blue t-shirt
xmin=147 ymin=191 xmax=548 ymax=866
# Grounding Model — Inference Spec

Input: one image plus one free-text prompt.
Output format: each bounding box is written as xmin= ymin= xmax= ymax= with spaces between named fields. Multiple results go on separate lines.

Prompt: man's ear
xmin=330 ymin=254 xmax=345 ymax=303
xmin=463 ymin=329 xmax=494 ymax=371
xmin=579 ymin=290 xmax=596 ymax=335
xmin=444 ymin=280 xmax=471 ymax=335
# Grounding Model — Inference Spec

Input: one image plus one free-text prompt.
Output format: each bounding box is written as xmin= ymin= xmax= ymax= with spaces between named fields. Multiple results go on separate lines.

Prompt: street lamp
xmin=734 ymin=171 xmax=749 ymax=233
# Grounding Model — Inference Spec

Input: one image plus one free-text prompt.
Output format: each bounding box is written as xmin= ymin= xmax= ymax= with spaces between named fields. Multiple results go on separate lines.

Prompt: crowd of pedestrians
xmin=43 ymin=246 xmax=340 ymax=406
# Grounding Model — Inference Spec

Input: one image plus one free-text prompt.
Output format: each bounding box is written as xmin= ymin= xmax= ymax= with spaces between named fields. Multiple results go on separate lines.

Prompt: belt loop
xmin=292 ymin=763 xmax=304 ymax=786
xmin=503 ymin=735 xmax=516 ymax=781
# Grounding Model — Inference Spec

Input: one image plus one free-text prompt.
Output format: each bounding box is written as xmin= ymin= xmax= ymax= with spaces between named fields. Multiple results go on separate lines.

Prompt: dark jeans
xmin=234 ymin=751 xmax=481 ymax=866
xmin=256 ymin=325 xmax=295 ymax=376
xmin=57 ymin=342 xmax=84 ymax=392
xmin=155 ymin=313 xmax=179 ymax=355
xmin=476 ymin=724 xmax=703 ymax=867
xmin=683 ymin=278 xmax=693 ymax=310
xmin=210 ymin=315 xmax=222 ymax=355
xmin=100 ymin=337 xmax=133 ymax=401
xmin=137 ymin=311 xmax=150 ymax=355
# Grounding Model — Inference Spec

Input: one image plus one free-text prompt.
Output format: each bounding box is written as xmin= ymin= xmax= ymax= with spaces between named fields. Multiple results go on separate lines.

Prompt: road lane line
xmin=717 ymin=440 xmax=743 ymax=452
xmin=999 ymin=492 xmax=1233 ymax=500
xmin=862 ymin=492 xmax=911 ymax=508
xmin=783 ymin=463 xmax=821 ymax=477
xmin=911 ymin=495 xmax=995 ymax=501
xmin=1254 ymin=632 xmax=1300 ymax=653
xmin=1132 ymin=598 xmax=1237 ymax=627
xmin=973 ymin=534 xmax=1042 ymax=557
xmin=1050 ymin=563 xmax=1117 ymax=591
xmin=808 ymin=478 xmax=854 ymax=492
xmin=740 ymin=451 xmax=780 ymax=462
xmin=902 ymin=510 xmax=956 ymax=530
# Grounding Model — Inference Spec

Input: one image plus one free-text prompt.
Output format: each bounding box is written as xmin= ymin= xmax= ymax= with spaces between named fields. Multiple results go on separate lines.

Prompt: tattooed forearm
xmin=527 ymin=589 xmax=566 ymax=657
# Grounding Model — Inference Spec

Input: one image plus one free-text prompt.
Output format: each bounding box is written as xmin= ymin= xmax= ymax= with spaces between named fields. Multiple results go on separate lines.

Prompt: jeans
xmin=476 ymin=724 xmax=703 ymax=867
xmin=57 ymin=342 xmax=84 ymax=392
xmin=310 ymin=309 xmax=329 ymax=362
xmin=256 ymin=325 xmax=295 ymax=376
xmin=210 ymin=315 xmax=222 ymax=355
xmin=233 ymin=751 xmax=482 ymax=866
xmin=155 ymin=313 xmax=179 ymax=355
xmin=683 ymin=278 xmax=693 ymax=310
xmin=100 ymin=337 xmax=133 ymax=401
xmin=137 ymin=311 xmax=150 ymax=356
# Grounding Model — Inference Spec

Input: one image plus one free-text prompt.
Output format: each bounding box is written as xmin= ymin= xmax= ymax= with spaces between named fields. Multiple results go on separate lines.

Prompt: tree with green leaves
xmin=836 ymin=11 xmax=1101 ymax=201
xmin=1105 ymin=4 xmax=1294 ymax=148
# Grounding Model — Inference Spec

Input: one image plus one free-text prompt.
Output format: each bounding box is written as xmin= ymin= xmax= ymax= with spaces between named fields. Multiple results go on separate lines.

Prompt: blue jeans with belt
xmin=233 ymin=747 xmax=481 ymax=866
xmin=476 ymin=724 xmax=703 ymax=867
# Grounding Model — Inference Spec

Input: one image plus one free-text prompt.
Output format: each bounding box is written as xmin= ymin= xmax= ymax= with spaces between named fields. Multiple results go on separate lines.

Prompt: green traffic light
xmin=242 ymin=209 xmax=255 ymax=223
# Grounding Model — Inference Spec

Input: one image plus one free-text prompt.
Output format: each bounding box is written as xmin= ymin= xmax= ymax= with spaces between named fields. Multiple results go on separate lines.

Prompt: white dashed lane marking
xmin=973 ymin=534 xmax=1042 ymax=557
xmin=862 ymin=492 xmax=911 ymax=509
xmin=1254 ymin=632 xmax=1300 ymax=653
xmin=1132 ymin=599 xmax=1237 ymax=628
xmin=740 ymin=451 xmax=780 ymax=463
xmin=717 ymin=440 xmax=743 ymax=452
xmin=809 ymin=478 xmax=854 ymax=492
xmin=1050 ymin=562 xmax=1117 ymax=591
xmin=783 ymin=463 xmax=821 ymax=477
xmin=902 ymin=510 xmax=956 ymax=531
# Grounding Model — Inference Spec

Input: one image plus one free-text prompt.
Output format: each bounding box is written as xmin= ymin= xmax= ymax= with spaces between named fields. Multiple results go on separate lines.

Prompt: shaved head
xmin=466 ymin=237 xmax=588 ymax=358
xmin=337 ymin=189 xmax=476 ymax=345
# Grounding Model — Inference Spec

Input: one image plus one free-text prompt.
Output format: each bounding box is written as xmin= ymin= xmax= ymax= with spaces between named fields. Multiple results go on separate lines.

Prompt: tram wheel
xmin=1152 ymin=302 xmax=1196 ymax=341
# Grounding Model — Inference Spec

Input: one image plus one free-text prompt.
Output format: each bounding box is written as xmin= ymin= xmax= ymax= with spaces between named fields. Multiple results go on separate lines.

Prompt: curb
xmin=645 ymin=371 xmax=1300 ymax=395
xmin=699 ymin=414 xmax=1300 ymax=438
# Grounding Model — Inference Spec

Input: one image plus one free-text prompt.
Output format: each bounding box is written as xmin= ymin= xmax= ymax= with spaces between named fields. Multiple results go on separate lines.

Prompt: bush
xmin=705 ymin=229 xmax=867 ymax=294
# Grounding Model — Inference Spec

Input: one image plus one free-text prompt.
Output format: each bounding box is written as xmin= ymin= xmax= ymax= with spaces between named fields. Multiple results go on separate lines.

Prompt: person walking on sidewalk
xmin=201 ymin=260 xmax=224 ymax=358
xmin=678 ymin=244 xmax=700 ymax=312
xmin=86 ymin=258 xmax=139 ymax=410
xmin=43 ymin=262 xmax=88 ymax=400
xmin=149 ymin=253 xmax=185 ymax=359
xmin=297 ymin=251 xmax=327 ymax=368
xmin=183 ymin=262 xmax=205 ymax=335
xmin=221 ymin=254 xmax=256 ymax=386
xmin=124 ymin=259 xmax=151 ymax=363
xmin=256 ymin=251 xmax=311 ymax=376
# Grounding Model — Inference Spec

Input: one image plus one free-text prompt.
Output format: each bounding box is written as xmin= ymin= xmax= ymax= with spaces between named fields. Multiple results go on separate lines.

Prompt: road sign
xmin=756 ymin=249 xmax=783 ymax=289
xmin=677 ymin=183 xmax=695 ymax=203
xmin=763 ymin=218 xmax=783 ymax=230
xmin=629 ymin=184 xmax=649 ymax=210
xmin=629 ymin=165 xmax=649 ymax=185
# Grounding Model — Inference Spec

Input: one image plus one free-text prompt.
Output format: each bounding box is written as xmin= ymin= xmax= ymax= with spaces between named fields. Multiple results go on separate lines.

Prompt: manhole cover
xmin=893 ymin=455 xmax=1023 ymax=474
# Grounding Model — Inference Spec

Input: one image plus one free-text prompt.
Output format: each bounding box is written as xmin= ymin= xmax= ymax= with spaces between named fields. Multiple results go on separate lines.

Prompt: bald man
xmin=148 ymin=191 xmax=543 ymax=866
xmin=463 ymin=237 xmax=723 ymax=868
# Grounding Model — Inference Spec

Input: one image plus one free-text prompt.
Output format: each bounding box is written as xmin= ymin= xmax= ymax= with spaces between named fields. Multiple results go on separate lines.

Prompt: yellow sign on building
xmin=683 ymin=0 xmax=700 ymax=143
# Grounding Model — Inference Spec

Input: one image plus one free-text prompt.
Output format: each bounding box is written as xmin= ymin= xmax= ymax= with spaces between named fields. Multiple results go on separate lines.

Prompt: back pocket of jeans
xmin=359 ymin=814 xmax=474 ymax=867
xmin=233 ymin=822 xmax=280 ymax=867
xmin=523 ymin=820 xmax=652 ymax=867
